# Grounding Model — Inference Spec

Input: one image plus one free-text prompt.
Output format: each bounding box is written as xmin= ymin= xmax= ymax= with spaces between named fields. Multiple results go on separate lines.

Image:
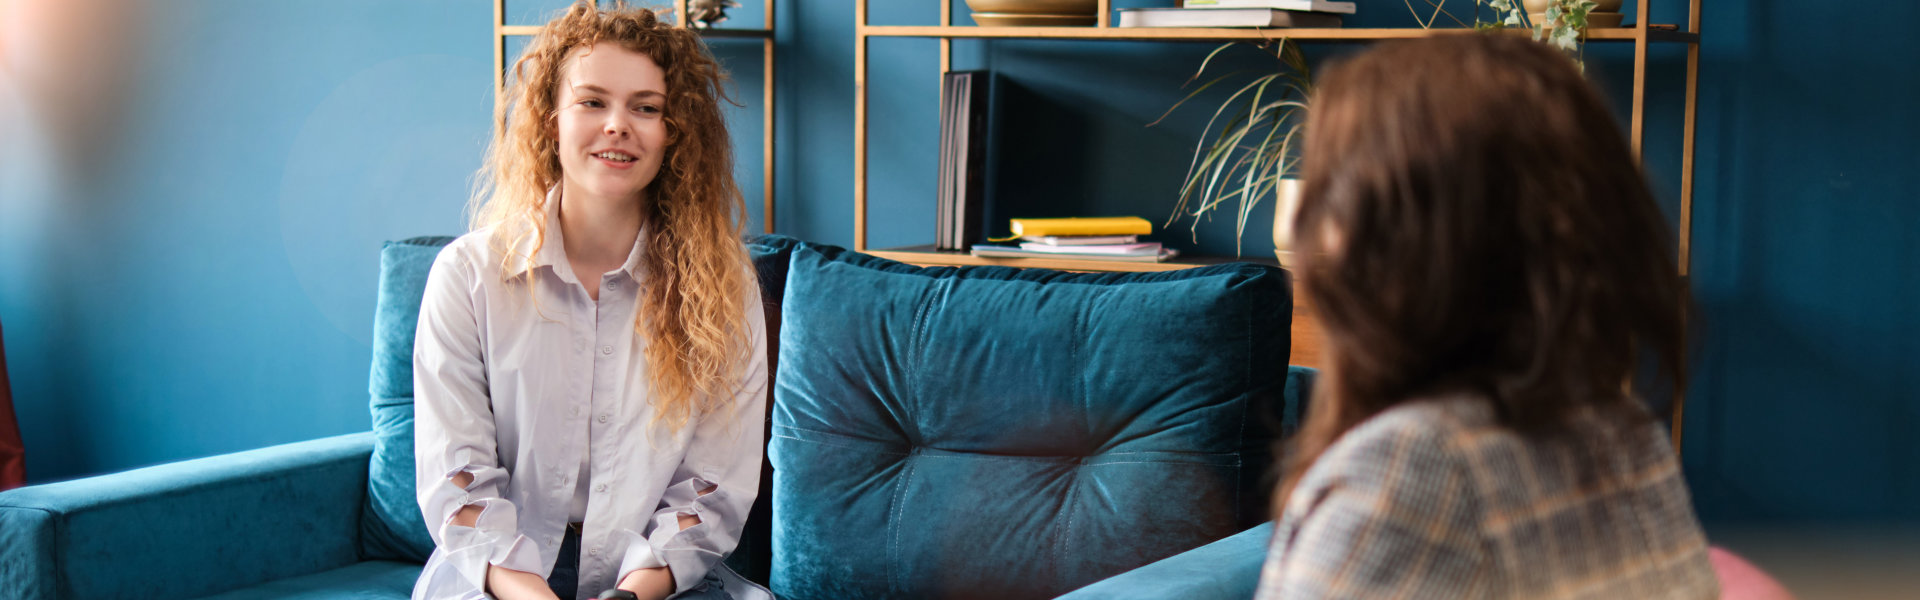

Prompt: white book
xmin=1181 ymin=0 xmax=1357 ymax=15
xmin=1017 ymin=242 xmax=1163 ymax=256
xmin=1020 ymin=234 xmax=1140 ymax=246
xmin=1117 ymin=8 xmax=1345 ymax=28
xmin=971 ymin=245 xmax=1181 ymax=263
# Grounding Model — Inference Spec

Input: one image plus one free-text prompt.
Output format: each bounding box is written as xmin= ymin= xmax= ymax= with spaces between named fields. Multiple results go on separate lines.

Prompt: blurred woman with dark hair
xmin=1256 ymin=34 xmax=1718 ymax=598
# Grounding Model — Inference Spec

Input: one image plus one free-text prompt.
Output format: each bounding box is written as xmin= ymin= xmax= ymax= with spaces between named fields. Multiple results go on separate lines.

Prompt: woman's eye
xmin=579 ymin=99 xmax=604 ymax=108
xmin=636 ymin=105 xmax=662 ymax=115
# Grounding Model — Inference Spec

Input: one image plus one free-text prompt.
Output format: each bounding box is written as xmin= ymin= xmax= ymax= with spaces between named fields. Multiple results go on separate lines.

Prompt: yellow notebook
xmin=1007 ymin=217 xmax=1153 ymax=238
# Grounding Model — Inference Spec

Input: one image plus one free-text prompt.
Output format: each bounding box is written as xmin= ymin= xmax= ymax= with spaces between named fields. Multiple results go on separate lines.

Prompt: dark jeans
xmin=548 ymin=528 xmax=582 ymax=599
xmin=547 ymin=529 xmax=772 ymax=600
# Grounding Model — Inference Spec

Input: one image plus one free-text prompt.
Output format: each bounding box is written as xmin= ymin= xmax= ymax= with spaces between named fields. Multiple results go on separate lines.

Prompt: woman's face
xmin=554 ymin=42 xmax=669 ymax=210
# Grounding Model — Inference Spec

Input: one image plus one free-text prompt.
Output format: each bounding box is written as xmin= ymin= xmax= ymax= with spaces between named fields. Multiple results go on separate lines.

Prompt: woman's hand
xmin=617 ymin=566 xmax=676 ymax=600
xmin=487 ymin=564 xmax=561 ymax=600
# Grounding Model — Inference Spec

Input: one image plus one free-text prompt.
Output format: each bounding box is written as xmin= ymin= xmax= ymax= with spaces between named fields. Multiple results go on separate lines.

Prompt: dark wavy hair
xmin=1277 ymin=34 xmax=1690 ymax=507
xmin=470 ymin=0 xmax=753 ymax=433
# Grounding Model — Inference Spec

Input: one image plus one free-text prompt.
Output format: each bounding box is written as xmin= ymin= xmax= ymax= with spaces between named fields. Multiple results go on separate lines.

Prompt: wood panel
xmin=1291 ymin=306 xmax=1323 ymax=369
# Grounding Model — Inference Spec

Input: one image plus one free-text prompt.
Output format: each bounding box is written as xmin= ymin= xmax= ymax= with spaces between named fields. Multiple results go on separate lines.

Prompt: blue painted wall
xmin=0 ymin=0 xmax=766 ymax=483
xmin=0 ymin=0 xmax=495 ymax=482
xmin=3 ymin=0 xmax=1915 ymax=529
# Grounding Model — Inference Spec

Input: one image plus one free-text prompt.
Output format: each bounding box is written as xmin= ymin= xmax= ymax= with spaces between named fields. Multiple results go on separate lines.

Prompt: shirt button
xmin=571 ymin=406 xmax=581 ymax=416
xmin=597 ymin=414 xmax=609 ymax=424
xmin=601 ymin=345 xmax=614 ymax=355
xmin=596 ymin=484 xmax=608 ymax=493
xmin=589 ymin=548 xmax=600 ymax=557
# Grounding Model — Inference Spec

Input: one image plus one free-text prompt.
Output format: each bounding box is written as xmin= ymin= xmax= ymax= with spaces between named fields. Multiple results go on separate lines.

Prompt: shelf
xmin=499 ymin=25 xmax=774 ymax=39
xmin=867 ymin=246 xmax=1281 ymax=273
xmin=859 ymin=25 xmax=1697 ymax=44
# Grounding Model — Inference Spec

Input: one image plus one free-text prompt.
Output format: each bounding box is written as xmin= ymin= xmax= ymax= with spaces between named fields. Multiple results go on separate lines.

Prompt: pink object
xmin=1710 ymin=546 xmax=1796 ymax=600
xmin=0 ymin=319 xmax=21 ymax=490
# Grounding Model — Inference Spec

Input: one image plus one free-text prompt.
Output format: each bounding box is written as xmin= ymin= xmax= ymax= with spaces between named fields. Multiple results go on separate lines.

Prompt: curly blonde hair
xmin=470 ymin=0 xmax=753 ymax=433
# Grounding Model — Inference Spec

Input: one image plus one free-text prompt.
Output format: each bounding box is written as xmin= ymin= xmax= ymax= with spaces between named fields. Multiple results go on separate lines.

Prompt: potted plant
xmin=1153 ymin=39 xmax=1312 ymax=259
xmin=1160 ymin=2 xmax=1617 ymax=259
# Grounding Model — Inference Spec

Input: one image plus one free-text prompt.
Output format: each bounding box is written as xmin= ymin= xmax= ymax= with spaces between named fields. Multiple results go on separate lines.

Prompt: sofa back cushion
xmin=363 ymin=236 xmax=456 ymax=561
xmin=726 ymin=233 xmax=803 ymax=583
xmin=771 ymin=244 xmax=1292 ymax=600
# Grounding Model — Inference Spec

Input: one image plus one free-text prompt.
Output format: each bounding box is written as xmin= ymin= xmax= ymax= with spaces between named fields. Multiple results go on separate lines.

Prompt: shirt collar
xmin=507 ymin=186 xmax=648 ymax=283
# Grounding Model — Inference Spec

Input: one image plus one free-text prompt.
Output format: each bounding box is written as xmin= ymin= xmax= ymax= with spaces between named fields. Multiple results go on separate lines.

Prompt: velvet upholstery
xmin=362 ymin=236 xmax=457 ymax=562
xmin=192 ymin=560 xmax=418 ymax=600
xmin=1056 ymin=522 xmax=1274 ymax=600
xmin=770 ymin=243 xmax=1293 ymax=599
xmin=0 ymin=433 xmax=373 ymax=600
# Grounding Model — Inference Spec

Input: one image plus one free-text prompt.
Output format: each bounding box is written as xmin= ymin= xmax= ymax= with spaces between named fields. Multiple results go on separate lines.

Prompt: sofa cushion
xmin=726 ymin=234 xmax=804 ymax=584
xmin=191 ymin=560 xmax=418 ymax=600
xmin=363 ymin=236 xmax=456 ymax=562
xmin=770 ymin=243 xmax=1292 ymax=600
xmin=1055 ymin=522 xmax=1275 ymax=600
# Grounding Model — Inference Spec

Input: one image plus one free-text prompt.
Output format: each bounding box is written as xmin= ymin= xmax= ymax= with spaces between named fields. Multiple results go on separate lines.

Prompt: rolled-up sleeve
xmin=617 ymin=290 xmax=769 ymax=592
xmin=414 ymin=249 xmax=542 ymax=591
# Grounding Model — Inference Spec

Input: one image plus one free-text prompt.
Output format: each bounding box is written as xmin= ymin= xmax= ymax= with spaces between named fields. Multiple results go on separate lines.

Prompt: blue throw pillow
xmin=770 ymin=243 xmax=1292 ymax=599
xmin=361 ymin=236 xmax=455 ymax=562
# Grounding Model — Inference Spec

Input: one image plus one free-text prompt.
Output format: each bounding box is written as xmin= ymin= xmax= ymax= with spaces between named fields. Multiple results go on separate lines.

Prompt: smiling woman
xmin=414 ymin=2 xmax=768 ymax=600
xmin=552 ymin=43 xmax=672 ymax=297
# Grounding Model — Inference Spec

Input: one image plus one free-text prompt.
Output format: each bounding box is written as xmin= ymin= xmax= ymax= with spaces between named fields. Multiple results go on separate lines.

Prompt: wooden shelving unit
xmin=495 ymin=0 xmax=779 ymax=233
xmin=853 ymin=0 xmax=1701 ymax=271
xmin=853 ymin=2 xmax=1703 ymax=442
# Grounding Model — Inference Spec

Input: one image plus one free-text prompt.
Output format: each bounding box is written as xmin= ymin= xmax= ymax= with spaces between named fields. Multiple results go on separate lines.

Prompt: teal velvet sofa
xmin=0 ymin=235 xmax=1310 ymax=599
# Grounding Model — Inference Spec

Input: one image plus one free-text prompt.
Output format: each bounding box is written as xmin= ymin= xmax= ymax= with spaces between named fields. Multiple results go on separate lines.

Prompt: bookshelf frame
xmin=852 ymin=0 xmax=1702 ymax=448
xmin=853 ymin=0 xmax=1700 ymax=270
xmin=495 ymin=0 xmax=779 ymax=233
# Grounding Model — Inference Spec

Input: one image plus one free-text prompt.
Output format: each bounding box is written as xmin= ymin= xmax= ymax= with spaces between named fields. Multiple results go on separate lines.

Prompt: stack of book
xmin=970 ymin=217 xmax=1181 ymax=263
xmin=1116 ymin=0 xmax=1354 ymax=28
xmin=936 ymin=70 xmax=991 ymax=251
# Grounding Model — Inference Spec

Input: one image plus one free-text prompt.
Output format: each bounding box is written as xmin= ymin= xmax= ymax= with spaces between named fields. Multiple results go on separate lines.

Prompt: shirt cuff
xmin=619 ymin=485 xmax=734 ymax=593
xmin=436 ymin=497 xmax=540 ymax=591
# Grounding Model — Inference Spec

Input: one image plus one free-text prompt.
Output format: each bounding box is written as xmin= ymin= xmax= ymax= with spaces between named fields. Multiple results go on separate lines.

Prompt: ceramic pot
xmin=1271 ymin=178 xmax=1304 ymax=265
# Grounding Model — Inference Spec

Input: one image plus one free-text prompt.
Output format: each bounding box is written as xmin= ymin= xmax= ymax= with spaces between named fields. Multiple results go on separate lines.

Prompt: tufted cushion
xmin=770 ymin=243 xmax=1292 ymax=600
xmin=362 ymin=236 xmax=456 ymax=562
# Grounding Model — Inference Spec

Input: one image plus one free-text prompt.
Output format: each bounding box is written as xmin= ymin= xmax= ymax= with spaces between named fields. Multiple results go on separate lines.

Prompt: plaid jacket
xmin=1256 ymin=395 xmax=1718 ymax=600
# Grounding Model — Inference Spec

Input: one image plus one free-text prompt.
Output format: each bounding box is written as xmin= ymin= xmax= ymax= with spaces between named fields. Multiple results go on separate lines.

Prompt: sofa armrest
xmin=0 ymin=432 xmax=376 ymax=600
xmin=1056 ymin=522 xmax=1273 ymax=600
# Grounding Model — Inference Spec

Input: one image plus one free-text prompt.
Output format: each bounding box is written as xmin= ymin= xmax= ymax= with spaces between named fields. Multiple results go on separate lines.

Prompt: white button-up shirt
xmin=411 ymin=197 xmax=767 ymax=600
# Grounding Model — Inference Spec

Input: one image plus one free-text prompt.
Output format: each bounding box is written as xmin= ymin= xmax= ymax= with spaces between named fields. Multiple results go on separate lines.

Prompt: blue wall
xmin=0 ymin=0 xmax=495 ymax=481
xmin=0 ymin=0 xmax=764 ymax=483
xmin=4 ymin=0 xmax=1916 ymax=528
xmin=1680 ymin=2 xmax=1920 ymax=525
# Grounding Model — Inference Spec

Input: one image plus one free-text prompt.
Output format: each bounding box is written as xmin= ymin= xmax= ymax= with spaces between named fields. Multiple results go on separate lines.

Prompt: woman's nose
xmin=604 ymin=117 xmax=630 ymax=136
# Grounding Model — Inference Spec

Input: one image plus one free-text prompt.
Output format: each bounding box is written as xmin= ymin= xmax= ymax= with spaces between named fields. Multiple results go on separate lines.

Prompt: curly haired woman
xmin=411 ymin=2 xmax=767 ymax=599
